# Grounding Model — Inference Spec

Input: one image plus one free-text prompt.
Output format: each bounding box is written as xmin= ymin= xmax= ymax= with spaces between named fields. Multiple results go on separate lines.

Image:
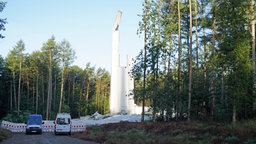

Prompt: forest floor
xmin=0 ymin=127 xmax=12 ymax=142
xmin=72 ymin=120 xmax=256 ymax=144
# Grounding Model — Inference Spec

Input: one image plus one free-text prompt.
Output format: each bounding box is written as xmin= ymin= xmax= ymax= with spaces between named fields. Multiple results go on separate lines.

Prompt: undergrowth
xmin=72 ymin=120 xmax=256 ymax=144
xmin=0 ymin=127 xmax=12 ymax=142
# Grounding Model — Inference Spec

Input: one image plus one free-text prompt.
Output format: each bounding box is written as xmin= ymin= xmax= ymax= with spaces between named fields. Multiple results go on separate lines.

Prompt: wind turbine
xmin=110 ymin=11 xmax=122 ymax=115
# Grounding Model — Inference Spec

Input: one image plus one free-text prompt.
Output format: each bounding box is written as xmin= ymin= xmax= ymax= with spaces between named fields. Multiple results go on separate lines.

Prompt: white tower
xmin=126 ymin=55 xmax=135 ymax=114
xmin=110 ymin=11 xmax=122 ymax=115
xmin=110 ymin=11 xmax=136 ymax=115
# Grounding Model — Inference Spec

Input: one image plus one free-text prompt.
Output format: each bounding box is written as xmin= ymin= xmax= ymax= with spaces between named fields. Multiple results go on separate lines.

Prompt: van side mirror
xmin=25 ymin=121 xmax=27 ymax=124
xmin=42 ymin=121 xmax=45 ymax=124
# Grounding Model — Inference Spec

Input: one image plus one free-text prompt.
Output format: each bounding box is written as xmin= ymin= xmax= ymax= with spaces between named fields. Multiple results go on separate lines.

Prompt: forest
xmin=0 ymin=36 xmax=111 ymax=120
xmin=132 ymin=0 xmax=256 ymax=123
xmin=1 ymin=0 xmax=256 ymax=124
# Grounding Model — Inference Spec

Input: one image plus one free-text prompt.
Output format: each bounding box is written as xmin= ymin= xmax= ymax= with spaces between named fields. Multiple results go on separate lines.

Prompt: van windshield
xmin=27 ymin=118 xmax=41 ymax=125
xmin=57 ymin=118 xmax=70 ymax=125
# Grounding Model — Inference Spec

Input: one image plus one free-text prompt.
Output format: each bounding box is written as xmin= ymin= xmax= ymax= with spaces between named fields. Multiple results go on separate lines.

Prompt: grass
xmin=72 ymin=120 xmax=256 ymax=144
xmin=0 ymin=127 xmax=12 ymax=142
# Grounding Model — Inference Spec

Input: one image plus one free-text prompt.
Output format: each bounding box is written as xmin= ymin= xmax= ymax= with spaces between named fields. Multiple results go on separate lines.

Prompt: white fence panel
xmin=72 ymin=120 xmax=86 ymax=132
xmin=1 ymin=120 xmax=86 ymax=133
xmin=42 ymin=120 xmax=55 ymax=132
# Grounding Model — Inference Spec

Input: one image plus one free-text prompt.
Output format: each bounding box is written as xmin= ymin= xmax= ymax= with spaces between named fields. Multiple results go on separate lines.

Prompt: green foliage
xmin=106 ymin=128 xmax=153 ymax=144
xmin=0 ymin=33 xmax=110 ymax=120
xmin=225 ymin=135 xmax=239 ymax=142
xmin=62 ymin=104 xmax=70 ymax=113
xmin=3 ymin=111 xmax=31 ymax=123
xmin=0 ymin=55 xmax=9 ymax=114
xmin=0 ymin=1 xmax=7 ymax=39
xmin=134 ymin=0 xmax=255 ymax=122
xmin=58 ymin=39 xmax=76 ymax=67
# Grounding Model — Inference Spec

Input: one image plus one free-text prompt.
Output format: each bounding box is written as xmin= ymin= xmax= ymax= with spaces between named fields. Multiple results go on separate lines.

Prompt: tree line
xmin=133 ymin=0 xmax=256 ymax=123
xmin=0 ymin=36 xmax=110 ymax=120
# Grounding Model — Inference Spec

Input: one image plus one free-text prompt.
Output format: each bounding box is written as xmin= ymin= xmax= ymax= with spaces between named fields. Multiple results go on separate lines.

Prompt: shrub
xmin=0 ymin=128 xmax=12 ymax=142
xmin=3 ymin=111 xmax=31 ymax=123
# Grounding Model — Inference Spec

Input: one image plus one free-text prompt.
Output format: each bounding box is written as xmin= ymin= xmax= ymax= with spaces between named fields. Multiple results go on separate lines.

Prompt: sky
xmin=0 ymin=0 xmax=144 ymax=71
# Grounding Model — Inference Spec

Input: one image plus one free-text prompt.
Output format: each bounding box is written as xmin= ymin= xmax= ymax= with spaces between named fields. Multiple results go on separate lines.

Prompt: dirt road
xmin=1 ymin=133 xmax=97 ymax=144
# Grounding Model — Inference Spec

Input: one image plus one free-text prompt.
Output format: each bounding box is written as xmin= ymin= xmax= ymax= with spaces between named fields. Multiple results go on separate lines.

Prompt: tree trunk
xmin=59 ymin=66 xmax=65 ymax=113
xmin=177 ymin=0 xmax=182 ymax=121
xmin=221 ymin=69 xmax=225 ymax=120
xmin=72 ymin=78 xmax=75 ymax=103
xmin=232 ymin=96 xmax=236 ymax=124
xmin=195 ymin=1 xmax=199 ymax=72
xmin=46 ymin=50 xmax=52 ymax=120
xmin=188 ymin=0 xmax=193 ymax=122
xmin=26 ymin=71 xmax=30 ymax=110
xmin=202 ymin=1 xmax=207 ymax=89
xmin=32 ymin=84 xmax=35 ymax=111
xmin=68 ymin=79 xmax=70 ymax=105
xmin=79 ymin=84 xmax=83 ymax=117
xmin=53 ymin=74 xmax=57 ymax=112
xmin=141 ymin=1 xmax=149 ymax=122
xmin=210 ymin=14 xmax=217 ymax=121
xmin=250 ymin=0 xmax=256 ymax=110
xmin=36 ymin=74 xmax=39 ymax=114
xmin=12 ymin=72 xmax=17 ymax=111
xmin=85 ymin=79 xmax=90 ymax=114
xmin=10 ymin=83 xmax=13 ymax=111
xmin=18 ymin=61 xmax=22 ymax=115
xmin=168 ymin=35 xmax=172 ymax=72
xmin=152 ymin=1 xmax=162 ymax=122
xmin=142 ymin=24 xmax=147 ymax=122
xmin=252 ymin=0 xmax=255 ymax=84
xmin=42 ymin=75 xmax=44 ymax=103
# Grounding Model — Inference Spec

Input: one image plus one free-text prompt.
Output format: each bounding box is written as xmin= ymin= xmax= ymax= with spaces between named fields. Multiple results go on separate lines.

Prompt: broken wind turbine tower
xmin=110 ymin=11 xmax=136 ymax=115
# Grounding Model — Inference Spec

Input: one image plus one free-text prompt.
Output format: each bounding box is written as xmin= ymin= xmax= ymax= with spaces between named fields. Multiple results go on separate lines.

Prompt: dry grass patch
xmin=72 ymin=121 xmax=256 ymax=144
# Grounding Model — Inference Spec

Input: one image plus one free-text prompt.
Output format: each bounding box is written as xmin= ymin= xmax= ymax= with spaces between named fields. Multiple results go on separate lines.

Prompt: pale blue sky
xmin=0 ymin=0 xmax=143 ymax=71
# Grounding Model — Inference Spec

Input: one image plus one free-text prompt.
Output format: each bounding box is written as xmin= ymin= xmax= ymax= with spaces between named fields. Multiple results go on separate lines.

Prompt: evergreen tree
xmin=0 ymin=1 xmax=7 ymax=39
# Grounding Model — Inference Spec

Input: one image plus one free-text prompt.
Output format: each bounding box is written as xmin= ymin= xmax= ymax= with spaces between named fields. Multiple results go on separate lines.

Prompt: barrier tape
xmin=1 ymin=120 xmax=86 ymax=133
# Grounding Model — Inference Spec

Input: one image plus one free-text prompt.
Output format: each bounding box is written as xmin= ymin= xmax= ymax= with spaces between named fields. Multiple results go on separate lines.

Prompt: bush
xmin=3 ymin=111 xmax=31 ymax=123
xmin=106 ymin=128 xmax=153 ymax=144
xmin=0 ymin=128 xmax=12 ymax=142
xmin=73 ymin=121 xmax=256 ymax=144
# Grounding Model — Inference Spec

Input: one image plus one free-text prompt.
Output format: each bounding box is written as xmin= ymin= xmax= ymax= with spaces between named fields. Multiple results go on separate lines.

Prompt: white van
xmin=54 ymin=113 xmax=72 ymax=135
